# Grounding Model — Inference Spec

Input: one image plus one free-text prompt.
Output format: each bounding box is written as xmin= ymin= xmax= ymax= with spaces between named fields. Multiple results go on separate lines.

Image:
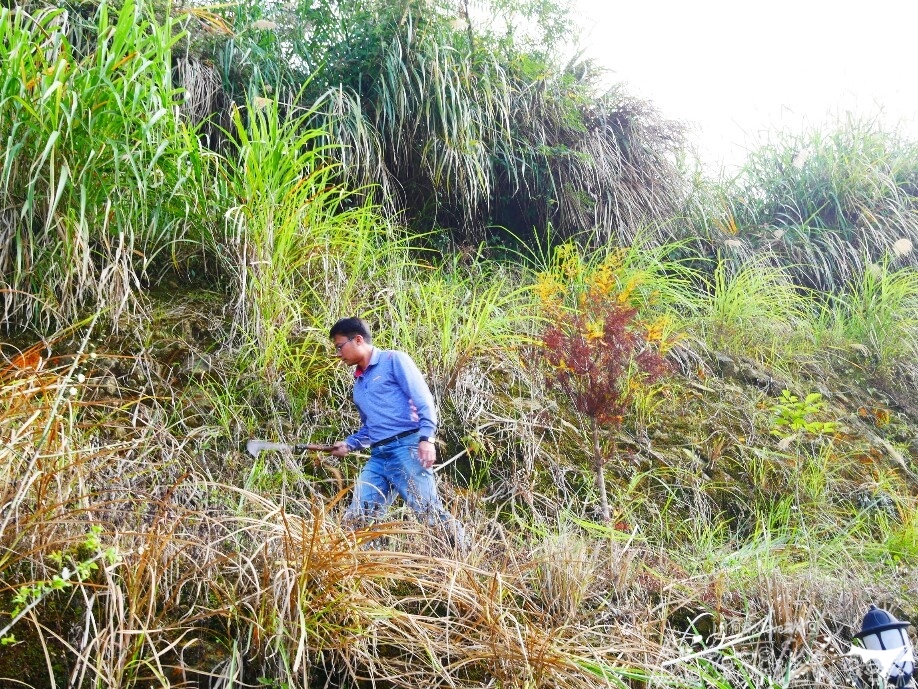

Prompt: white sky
xmin=573 ymin=0 xmax=918 ymax=171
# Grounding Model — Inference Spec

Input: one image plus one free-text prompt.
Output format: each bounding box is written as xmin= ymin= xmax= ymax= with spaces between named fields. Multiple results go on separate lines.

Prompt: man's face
xmin=332 ymin=335 xmax=361 ymax=365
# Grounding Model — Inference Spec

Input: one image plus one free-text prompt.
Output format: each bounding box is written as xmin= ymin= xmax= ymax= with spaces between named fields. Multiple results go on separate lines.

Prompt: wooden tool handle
xmin=294 ymin=443 xmax=335 ymax=453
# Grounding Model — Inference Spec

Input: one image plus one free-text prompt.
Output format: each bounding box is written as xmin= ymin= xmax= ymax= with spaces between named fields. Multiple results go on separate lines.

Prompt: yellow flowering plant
xmin=536 ymin=243 xmax=670 ymax=522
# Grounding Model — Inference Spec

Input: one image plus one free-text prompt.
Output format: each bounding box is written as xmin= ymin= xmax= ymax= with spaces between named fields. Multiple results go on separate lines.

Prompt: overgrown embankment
xmin=2 ymin=0 xmax=918 ymax=687
xmin=2 ymin=247 xmax=917 ymax=687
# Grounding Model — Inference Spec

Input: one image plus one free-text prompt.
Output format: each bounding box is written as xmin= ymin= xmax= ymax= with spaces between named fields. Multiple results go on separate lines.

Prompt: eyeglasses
xmin=333 ymin=337 xmax=354 ymax=353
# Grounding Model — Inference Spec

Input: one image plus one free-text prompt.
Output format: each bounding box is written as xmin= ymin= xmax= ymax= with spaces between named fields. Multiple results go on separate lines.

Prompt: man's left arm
xmin=392 ymin=352 xmax=437 ymax=468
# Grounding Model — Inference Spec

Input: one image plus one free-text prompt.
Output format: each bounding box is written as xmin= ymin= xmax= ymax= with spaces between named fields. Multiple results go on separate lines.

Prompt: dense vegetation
xmin=2 ymin=0 xmax=917 ymax=687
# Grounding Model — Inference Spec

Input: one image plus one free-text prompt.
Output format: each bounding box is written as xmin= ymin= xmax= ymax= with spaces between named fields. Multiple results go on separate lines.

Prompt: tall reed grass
xmin=709 ymin=115 xmax=918 ymax=291
xmin=0 ymin=0 xmax=209 ymax=331
xmin=699 ymin=257 xmax=812 ymax=363
xmin=833 ymin=262 xmax=918 ymax=367
xmin=185 ymin=0 xmax=688 ymax=246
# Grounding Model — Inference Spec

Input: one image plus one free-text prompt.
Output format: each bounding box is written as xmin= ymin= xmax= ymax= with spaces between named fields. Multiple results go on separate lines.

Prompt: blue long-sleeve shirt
xmin=344 ymin=348 xmax=437 ymax=450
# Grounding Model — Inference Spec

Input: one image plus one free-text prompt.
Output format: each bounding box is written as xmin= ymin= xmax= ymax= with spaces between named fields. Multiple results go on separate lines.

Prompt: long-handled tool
xmin=246 ymin=439 xmax=334 ymax=458
xmin=245 ymin=439 xmax=343 ymax=493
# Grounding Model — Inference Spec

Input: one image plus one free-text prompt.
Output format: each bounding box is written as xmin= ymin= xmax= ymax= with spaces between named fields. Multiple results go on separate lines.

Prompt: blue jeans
xmin=346 ymin=432 xmax=463 ymax=540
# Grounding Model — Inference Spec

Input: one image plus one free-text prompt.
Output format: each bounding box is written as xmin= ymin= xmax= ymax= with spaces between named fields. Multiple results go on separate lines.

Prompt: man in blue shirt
xmin=329 ymin=318 xmax=463 ymax=542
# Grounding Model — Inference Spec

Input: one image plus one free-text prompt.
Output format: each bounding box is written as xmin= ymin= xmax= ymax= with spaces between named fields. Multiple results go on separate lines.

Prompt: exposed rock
xmin=713 ymin=352 xmax=789 ymax=394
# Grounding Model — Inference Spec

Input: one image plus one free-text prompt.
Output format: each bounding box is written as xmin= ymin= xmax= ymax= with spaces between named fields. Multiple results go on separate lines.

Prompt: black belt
xmin=371 ymin=429 xmax=418 ymax=448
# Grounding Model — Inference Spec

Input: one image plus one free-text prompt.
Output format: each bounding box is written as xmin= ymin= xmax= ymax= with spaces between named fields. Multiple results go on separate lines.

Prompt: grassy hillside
xmin=2 ymin=1 xmax=918 ymax=687
xmin=3 ymin=242 xmax=917 ymax=687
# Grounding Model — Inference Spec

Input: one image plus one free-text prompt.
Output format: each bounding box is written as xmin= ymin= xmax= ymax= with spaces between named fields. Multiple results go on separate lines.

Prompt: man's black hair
xmin=330 ymin=317 xmax=372 ymax=344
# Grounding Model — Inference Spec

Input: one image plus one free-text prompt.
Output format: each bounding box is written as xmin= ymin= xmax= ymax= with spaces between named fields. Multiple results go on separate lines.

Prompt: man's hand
xmin=418 ymin=439 xmax=436 ymax=469
xmin=330 ymin=441 xmax=351 ymax=458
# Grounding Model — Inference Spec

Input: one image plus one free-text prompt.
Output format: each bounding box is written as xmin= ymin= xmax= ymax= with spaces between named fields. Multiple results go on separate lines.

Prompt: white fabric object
xmin=847 ymin=644 xmax=915 ymax=677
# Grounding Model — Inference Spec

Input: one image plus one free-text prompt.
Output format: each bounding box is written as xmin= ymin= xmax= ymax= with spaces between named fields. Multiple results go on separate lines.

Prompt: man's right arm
xmin=330 ymin=440 xmax=351 ymax=458
xmin=335 ymin=406 xmax=369 ymax=456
